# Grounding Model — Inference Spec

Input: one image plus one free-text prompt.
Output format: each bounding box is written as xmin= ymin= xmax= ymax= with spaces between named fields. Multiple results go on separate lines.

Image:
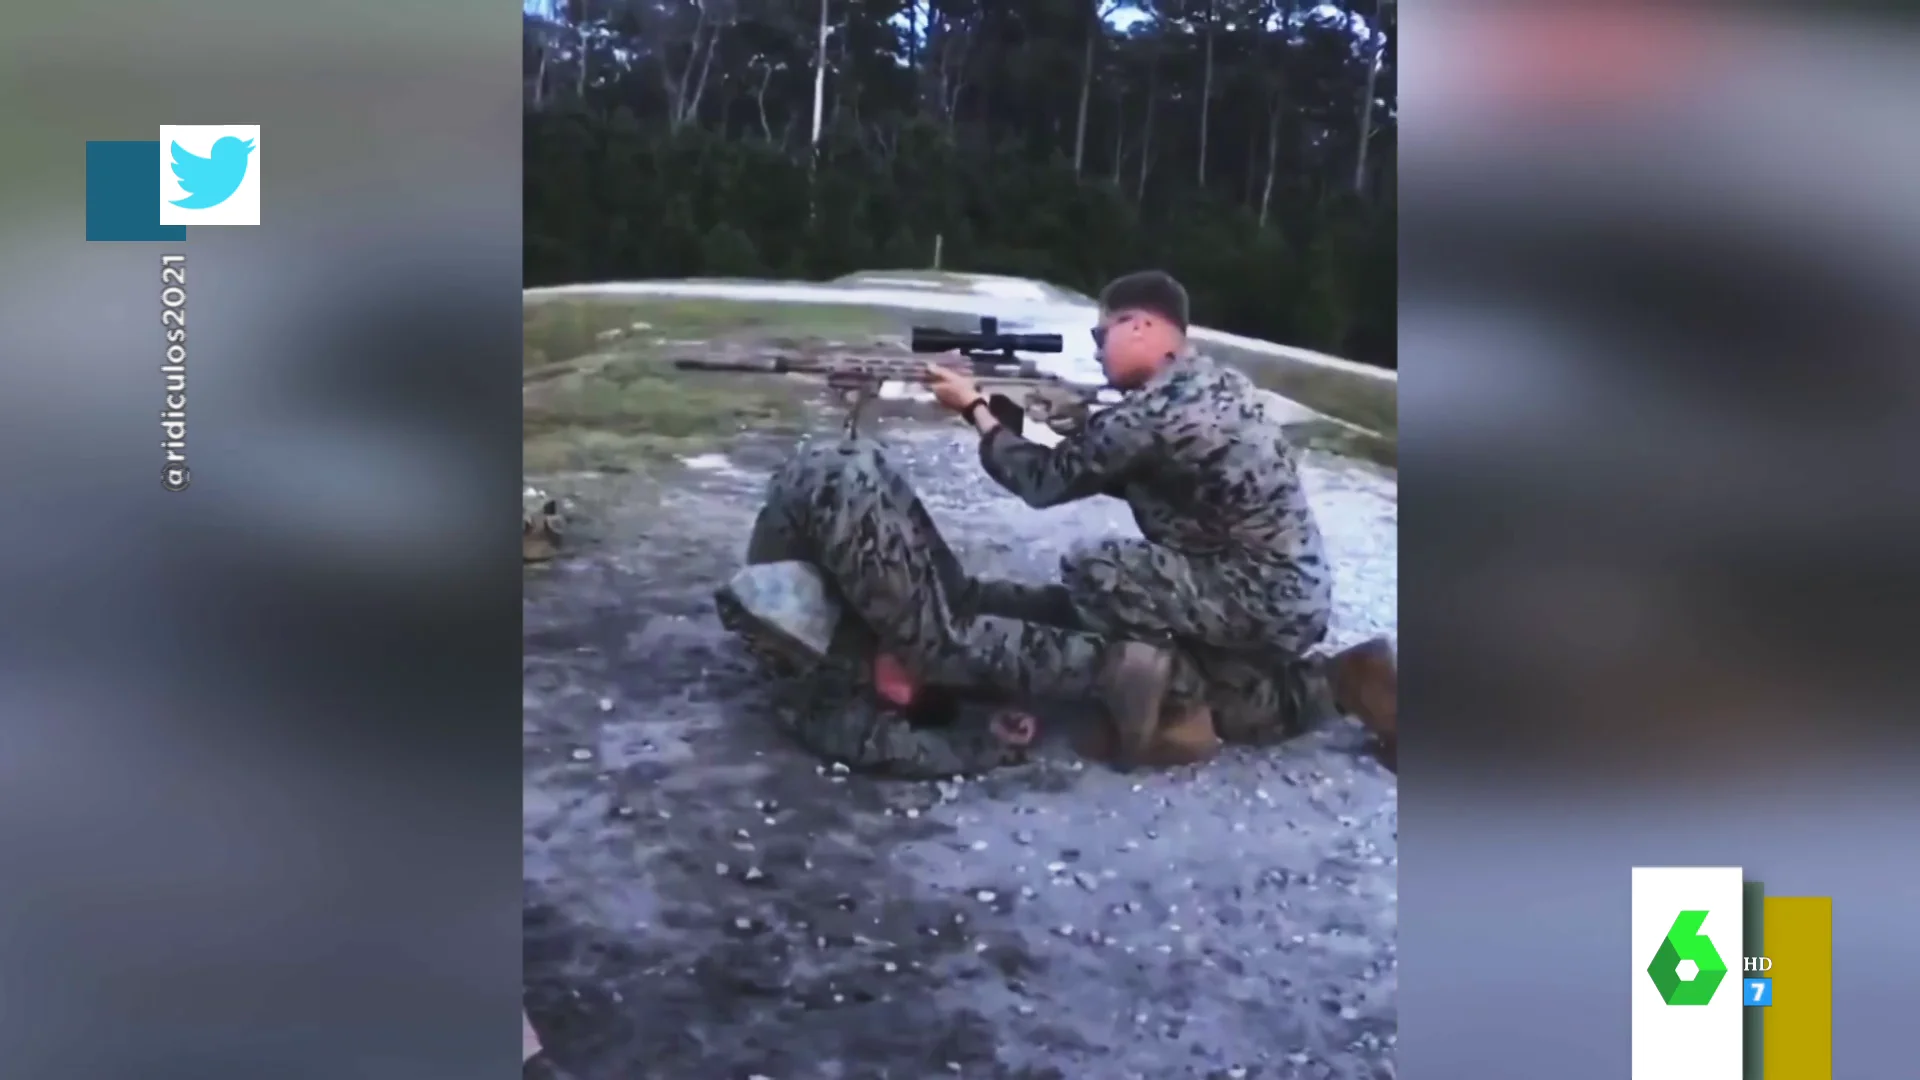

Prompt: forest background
xmin=523 ymin=0 xmax=1397 ymax=368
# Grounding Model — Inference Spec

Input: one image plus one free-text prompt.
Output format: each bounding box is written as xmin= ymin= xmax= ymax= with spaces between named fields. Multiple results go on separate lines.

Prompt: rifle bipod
xmin=840 ymin=382 xmax=876 ymax=439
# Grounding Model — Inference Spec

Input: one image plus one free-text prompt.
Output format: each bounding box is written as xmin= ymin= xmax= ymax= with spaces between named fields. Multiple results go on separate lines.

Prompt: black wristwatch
xmin=962 ymin=397 xmax=991 ymax=426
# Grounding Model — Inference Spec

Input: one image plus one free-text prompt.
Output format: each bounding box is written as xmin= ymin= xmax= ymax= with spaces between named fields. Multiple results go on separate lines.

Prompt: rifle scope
xmin=909 ymin=316 xmax=1064 ymax=355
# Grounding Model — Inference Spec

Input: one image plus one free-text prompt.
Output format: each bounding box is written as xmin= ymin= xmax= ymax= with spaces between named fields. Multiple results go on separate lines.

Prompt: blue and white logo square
xmin=158 ymin=125 xmax=260 ymax=227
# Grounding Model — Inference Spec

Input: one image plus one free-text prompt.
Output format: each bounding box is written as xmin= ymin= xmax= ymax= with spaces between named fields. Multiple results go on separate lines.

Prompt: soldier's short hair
xmin=1099 ymin=270 xmax=1190 ymax=331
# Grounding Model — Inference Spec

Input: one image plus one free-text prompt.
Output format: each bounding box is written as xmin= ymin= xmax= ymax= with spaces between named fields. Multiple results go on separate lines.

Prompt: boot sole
xmin=1103 ymin=643 xmax=1173 ymax=767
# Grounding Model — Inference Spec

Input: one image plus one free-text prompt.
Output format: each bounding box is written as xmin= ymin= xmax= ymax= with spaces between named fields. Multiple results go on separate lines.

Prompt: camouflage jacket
xmin=978 ymin=354 xmax=1324 ymax=564
xmin=772 ymin=652 xmax=1020 ymax=779
xmin=733 ymin=584 xmax=1019 ymax=779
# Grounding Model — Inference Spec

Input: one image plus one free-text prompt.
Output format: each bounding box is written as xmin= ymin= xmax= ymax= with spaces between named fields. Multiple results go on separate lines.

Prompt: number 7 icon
xmin=1744 ymin=977 xmax=1773 ymax=1006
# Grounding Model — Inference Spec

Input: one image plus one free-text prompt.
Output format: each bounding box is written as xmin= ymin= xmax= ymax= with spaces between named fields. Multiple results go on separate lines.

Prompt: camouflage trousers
xmin=750 ymin=438 xmax=1335 ymax=742
xmin=747 ymin=439 xmax=1112 ymax=703
xmin=1060 ymin=536 xmax=1337 ymax=743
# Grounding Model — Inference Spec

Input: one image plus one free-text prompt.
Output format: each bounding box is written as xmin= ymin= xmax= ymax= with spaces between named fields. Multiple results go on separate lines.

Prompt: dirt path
xmin=522 ymin=418 xmax=1398 ymax=1080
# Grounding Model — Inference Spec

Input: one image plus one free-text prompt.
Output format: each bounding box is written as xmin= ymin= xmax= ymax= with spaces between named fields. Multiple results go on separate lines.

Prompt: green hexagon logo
xmin=1647 ymin=910 xmax=1728 ymax=1005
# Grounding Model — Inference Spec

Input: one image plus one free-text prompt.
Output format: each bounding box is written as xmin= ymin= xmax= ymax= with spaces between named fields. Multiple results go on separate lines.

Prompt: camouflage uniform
xmin=978 ymin=353 xmax=1338 ymax=742
xmin=724 ymin=437 xmax=1118 ymax=777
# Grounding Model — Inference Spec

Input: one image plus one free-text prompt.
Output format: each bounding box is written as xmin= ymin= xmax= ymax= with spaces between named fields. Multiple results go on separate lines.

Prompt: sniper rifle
xmin=673 ymin=316 xmax=1098 ymax=438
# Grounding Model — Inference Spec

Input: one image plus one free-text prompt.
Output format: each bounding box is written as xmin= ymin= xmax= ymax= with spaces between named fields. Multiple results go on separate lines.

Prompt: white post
xmin=810 ymin=0 xmax=829 ymax=148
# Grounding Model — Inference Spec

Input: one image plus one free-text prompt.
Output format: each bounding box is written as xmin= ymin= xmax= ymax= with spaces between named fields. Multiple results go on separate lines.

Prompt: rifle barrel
xmin=672 ymin=357 xmax=782 ymax=373
xmin=672 ymin=354 xmax=1074 ymax=385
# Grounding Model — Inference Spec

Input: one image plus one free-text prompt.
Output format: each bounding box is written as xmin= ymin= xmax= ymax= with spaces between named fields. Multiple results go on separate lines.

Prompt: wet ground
xmin=522 ymin=416 xmax=1399 ymax=1080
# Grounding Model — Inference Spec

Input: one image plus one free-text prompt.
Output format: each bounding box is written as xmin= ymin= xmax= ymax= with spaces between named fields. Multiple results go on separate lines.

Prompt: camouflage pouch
xmin=523 ymin=493 xmax=564 ymax=563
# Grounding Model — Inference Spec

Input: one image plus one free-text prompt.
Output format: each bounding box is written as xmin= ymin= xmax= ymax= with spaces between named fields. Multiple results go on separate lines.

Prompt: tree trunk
xmin=1261 ymin=0 xmax=1301 ymax=227
xmin=1244 ymin=114 xmax=1261 ymax=207
xmin=1258 ymin=93 xmax=1281 ymax=229
xmin=656 ymin=1 xmax=726 ymax=132
xmin=921 ymin=0 xmax=941 ymax=118
xmin=1197 ymin=0 xmax=1215 ymax=188
xmin=830 ymin=23 xmax=854 ymax=135
xmin=1111 ymin=95 xmax=1126 ymax=184
xmin=1136 ymin=53 xmax=1157 ymax=201
xmin=809 ymin=0 xmax=829 ymax=227
xmin=574 ymin=31 xmax=589 ymax=103
xmin=1352 ymin=24 xmax=1383 ymax=193
xmin=681 ymin=21 xmax=721 ymax=129
xmin=754 ymin=67 xmax=774 ymax=141
xmin=906 ymin=0 xmax=920 ymax=70
xmin=937 ymin=25 xmax=970 ymax=138
xmin=810 ymin=0 xmax=829 ymax=148
xmin=1071 ymin=11 xmax=1097 ymax=174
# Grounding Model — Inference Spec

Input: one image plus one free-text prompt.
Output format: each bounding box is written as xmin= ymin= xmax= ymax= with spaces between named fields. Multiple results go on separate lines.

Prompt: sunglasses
xmin=1090 ymin=312 xmax=1148 ymax=349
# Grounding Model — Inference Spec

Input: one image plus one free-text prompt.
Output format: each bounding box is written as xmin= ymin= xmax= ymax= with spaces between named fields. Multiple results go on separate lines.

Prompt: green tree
xmin=521 ymin=0 xmax=1397 ymax=368
xmin=699 ymin=223 xmax=765 ymax=277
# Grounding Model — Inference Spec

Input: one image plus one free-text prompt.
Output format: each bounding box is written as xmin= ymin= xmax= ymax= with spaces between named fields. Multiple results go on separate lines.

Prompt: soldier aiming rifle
xmin=713 ymin=271 xmax=1397 ymax=777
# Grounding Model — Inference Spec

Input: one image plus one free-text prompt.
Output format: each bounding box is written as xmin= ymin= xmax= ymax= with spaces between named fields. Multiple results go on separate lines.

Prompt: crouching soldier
xmin=716 ymin=437 xmax=1125 ymax=777
xmin=924 ymin=269 xmax=1398 ymax=769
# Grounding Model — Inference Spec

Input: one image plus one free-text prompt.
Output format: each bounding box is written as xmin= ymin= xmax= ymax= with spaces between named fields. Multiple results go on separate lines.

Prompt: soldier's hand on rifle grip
xmin=921 ymin=362 xmax=982 ymax=414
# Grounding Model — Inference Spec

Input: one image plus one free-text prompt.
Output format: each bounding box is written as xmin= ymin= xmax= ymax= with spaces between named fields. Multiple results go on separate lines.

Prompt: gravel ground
xmin=522 ymin=419 xmax=1398 ymax=1080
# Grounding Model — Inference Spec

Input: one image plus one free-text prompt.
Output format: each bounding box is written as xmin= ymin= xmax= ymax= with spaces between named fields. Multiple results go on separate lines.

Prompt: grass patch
xmin=523 ymin=295 xmax=905 ymax=370
xmin=831 ymin=269 xmax=983 ymax=289
xmin=522 ymin=295 xmax=938 ymax=474
xmin=524 ymin=357 xmax=812 ymax=472
xmin=1211 ymin=344 xmax=1397 ymax=438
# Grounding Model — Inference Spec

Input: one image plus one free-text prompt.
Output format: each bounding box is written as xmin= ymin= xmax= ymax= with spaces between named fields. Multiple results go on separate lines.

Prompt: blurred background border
xmin=0 ymin=1 xmax=526 ymax=1075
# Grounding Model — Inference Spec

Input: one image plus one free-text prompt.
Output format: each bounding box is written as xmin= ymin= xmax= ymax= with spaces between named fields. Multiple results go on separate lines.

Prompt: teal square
xmin=86 ymin=141 xmax=186 ymax=242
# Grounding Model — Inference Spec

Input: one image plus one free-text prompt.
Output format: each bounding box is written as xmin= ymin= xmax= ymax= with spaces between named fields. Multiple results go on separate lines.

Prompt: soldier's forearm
xmin=977 ymin=427 xmax=1107 ymax=509
xmin=963 ymin=579 xmax=1085 ymax=629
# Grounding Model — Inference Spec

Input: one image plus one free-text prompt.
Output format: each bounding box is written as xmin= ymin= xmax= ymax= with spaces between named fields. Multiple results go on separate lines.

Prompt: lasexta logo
xmin=1647 ymin=910 xmax=1728 ymax=1005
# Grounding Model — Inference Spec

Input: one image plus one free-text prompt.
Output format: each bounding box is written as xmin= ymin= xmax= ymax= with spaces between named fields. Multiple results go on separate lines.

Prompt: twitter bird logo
xmin=169 ymin=135 xmax=254 ymax=209
xmin=156 ymin=124 xmax=262 ymax=227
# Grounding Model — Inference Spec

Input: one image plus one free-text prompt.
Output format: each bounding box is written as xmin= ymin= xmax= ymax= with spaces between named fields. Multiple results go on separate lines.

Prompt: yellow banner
xmin=1762 ymin=896 xmax=1831 ymax=1079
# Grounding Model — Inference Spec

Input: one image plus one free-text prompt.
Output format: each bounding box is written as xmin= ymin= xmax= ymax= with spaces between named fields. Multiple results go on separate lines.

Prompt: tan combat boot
xmin=1073 ymin=700 xmax=1220 ymax=768
xmin=1100 ymin=641 xmax=1174 ymax=767
xmin=1144 ymin=703 xmax=1222 ymax=766
xmin=1329 ymin=636 xmax=1397 ymax=768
